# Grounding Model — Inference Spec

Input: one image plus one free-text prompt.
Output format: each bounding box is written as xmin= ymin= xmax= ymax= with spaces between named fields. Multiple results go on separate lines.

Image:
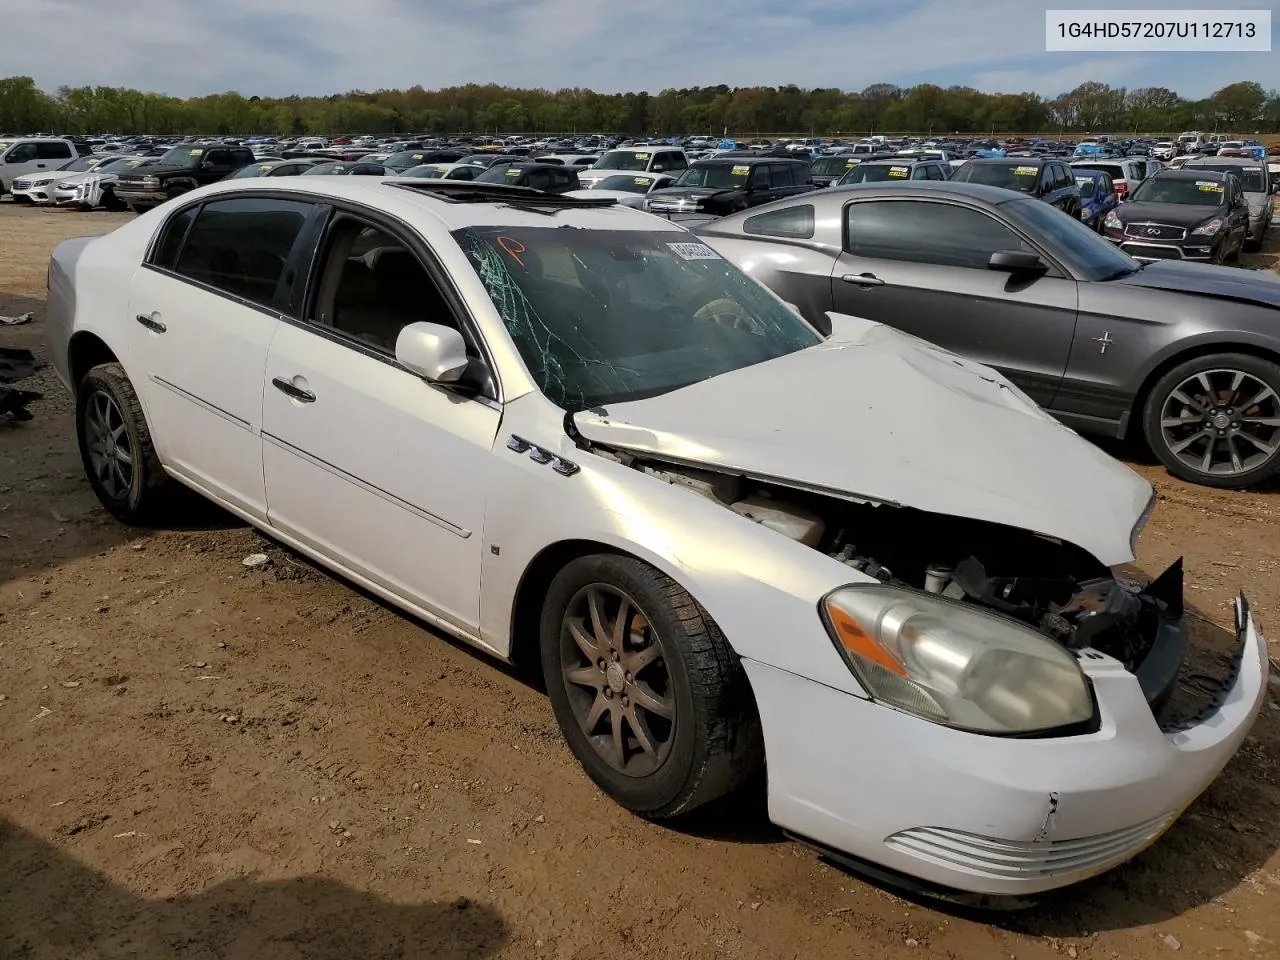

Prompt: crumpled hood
xmin=573 ymin=314 xmax=1153 ymax=566
xmin=1109 ymin=259 xmax=1280 ymax=309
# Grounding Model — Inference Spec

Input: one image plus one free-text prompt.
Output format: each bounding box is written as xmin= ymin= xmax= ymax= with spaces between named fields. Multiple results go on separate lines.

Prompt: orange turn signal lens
xmin=825 ymin=603 xmax=907 ymax=677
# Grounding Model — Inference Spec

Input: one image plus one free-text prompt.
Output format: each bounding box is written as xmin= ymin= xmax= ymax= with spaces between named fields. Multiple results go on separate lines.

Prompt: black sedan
xmin=695 ymin=181 xmax=1280 ymax=489
xmin=1102 ymin=169 xmax=1250 ymax=264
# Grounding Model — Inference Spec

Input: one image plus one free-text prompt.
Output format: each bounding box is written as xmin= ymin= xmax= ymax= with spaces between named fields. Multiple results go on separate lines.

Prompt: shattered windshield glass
xmin=453 ymin=227 xmax=821 ymax=410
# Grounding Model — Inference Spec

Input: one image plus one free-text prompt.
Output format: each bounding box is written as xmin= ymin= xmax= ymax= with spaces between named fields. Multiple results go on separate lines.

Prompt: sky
xmin=6 ymin=0 xmax=1277 ymax=100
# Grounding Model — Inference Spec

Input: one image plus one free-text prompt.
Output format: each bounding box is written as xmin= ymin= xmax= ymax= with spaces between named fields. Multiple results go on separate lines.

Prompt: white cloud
xmin=3 ymin=0 xmax=1274 ymax=98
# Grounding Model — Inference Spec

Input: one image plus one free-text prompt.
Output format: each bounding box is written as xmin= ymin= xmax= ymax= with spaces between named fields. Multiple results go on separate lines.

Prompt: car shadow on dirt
xmin=0 ymin=817 xmax=510 ymax=959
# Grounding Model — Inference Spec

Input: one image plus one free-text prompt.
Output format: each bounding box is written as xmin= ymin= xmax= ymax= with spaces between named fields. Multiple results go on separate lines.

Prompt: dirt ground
xmin=2 ymin=198 xmax=1279 ymax=960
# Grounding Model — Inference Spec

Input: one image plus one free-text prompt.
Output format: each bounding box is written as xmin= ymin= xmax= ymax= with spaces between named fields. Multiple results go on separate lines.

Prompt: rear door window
xmin=171 ymin=197 xmax=312 ymax=308
xmin=37 ymin=141 xmax=73 ymax=160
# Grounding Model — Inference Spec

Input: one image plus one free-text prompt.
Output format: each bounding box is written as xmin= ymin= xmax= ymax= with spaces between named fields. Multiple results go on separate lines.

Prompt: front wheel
xmin=540 ymin=554 xmax=762 ymax=819
xmin=1142 ymin=353 xmax=1280 ymax=488
xmin=76 ymin=363 xmax=171 ymax=521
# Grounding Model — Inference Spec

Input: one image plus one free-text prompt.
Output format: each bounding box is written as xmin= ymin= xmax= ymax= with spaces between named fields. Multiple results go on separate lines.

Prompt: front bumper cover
xmin=747 ymin=595 xmax=1266 ymax=896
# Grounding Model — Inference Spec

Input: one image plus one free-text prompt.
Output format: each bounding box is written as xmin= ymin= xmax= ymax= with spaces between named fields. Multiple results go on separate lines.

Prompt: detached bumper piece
xmin=0 ymin=347 xmax=42 ymax=424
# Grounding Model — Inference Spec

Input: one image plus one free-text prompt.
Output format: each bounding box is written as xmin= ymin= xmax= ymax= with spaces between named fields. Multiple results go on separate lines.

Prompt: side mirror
xmin=988 ymin=249 xmax=1046 ymax=273
xmin=1272 ymin=181 xmax=1279 ymax=194
xmin=395 ymin=322 xmax=468 ymax=383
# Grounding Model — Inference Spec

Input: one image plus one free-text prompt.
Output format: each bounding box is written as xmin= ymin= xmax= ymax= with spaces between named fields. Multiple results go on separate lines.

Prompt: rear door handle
xmin=135 ymin=313 xmax=166 ymax=333
xmin=272 ymin=377 xmax=316 ymax=403
xmin=840 ymin=273 xmax=885 ymax=287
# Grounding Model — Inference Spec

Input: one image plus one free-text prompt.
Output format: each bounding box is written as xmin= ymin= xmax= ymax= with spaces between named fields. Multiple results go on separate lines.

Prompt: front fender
xmin=478 ymin=392 xmax=867 ymax=697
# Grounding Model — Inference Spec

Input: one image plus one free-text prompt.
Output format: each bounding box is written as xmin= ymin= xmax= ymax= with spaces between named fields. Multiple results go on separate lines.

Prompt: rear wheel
xmin=76 ymin=363 xmax=171 ymax=521
xmin=540 ymin=554 xmax=762 ymax=819
xmin=1142 ymin=353 xmax=1280 ymax=488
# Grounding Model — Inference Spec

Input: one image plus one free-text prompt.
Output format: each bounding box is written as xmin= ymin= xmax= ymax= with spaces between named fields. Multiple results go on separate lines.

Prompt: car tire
xmin=1142 ymin=352 xmax=1280 ymax=489
xmin=539 ymin=553 xmax=763 ymax=819
xmin=76 ymin=363 xmax=171 ymax=522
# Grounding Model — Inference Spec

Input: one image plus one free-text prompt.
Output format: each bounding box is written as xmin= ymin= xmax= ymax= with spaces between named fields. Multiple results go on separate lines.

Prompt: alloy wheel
xmin=83 ymin=389 xmax=134 ymax=499
xmin=1159 ymin=369 xmax=1280 ymax=477
xmin=559 ymin=583 xmax=675 ymax=778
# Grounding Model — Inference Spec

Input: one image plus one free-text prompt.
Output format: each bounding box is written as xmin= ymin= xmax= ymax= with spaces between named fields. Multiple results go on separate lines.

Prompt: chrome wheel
xmin=83 ymin=389 xmax=133 ymax=499
xmin=559 ymin=584 xmax=675 ymax=777
xmin=1159 ymin=369 xmax=1280 ymax=477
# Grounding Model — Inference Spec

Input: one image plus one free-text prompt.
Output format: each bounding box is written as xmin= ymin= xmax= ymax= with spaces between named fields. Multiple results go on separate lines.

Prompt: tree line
xmin=2 ymin=75 xmax=1277 ymax=138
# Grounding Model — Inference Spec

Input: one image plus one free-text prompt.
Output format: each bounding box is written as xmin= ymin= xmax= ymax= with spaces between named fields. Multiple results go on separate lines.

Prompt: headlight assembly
xmin=1104 ymin=210 xmax=1122 ymax=229
xmin=821 ymin=585 xmax=1093 ymax=734
xmin=1191 ymin=218 xmax=1224 ymax=236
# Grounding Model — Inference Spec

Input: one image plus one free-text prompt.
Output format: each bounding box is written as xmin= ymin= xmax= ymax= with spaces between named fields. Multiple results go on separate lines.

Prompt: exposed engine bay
xmin=594 ymin=449 xmax=1187 ymax=706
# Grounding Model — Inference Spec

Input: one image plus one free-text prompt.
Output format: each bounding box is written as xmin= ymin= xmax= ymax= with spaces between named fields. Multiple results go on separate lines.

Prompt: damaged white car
xmin=45 ymin=178 xmax=1267 ymax=899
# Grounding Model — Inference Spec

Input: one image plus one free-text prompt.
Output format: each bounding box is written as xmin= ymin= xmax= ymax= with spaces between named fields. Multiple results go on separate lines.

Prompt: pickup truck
xmin=113 ymin=144 xmax=255 ymax=211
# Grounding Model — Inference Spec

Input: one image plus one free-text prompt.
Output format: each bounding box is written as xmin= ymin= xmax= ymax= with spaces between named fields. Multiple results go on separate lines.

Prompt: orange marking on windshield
xmin=497 ymin=236 xmax=526 ymax=267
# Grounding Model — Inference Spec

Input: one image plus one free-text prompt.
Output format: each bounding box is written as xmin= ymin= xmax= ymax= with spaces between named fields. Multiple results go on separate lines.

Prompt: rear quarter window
xmin=743 ymin=204 xmax=815 ymax=239
xmin=170 ymin=197 xmax=312 ymax=308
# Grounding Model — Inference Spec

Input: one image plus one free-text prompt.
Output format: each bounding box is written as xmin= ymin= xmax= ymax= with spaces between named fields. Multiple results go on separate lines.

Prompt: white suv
xmin=576 ymin=146 xmax=688 ymax=187
xmin=0 ymin=137 xmax=79 ymax=196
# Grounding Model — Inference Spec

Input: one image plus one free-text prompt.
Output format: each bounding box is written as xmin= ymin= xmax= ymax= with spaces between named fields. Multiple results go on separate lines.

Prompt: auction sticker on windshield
xmin=667 ymin=242 xmax=723 ymax=261
xmin=732 ymin=165 xmax=751 ymax=175
xmin=1196 ymin=180 xmax=1224 ymax=190
xmin=1014 ymin=165 xmax=1038 ymax=175
xmin=889 ymin=166 xmax=910 ymax=177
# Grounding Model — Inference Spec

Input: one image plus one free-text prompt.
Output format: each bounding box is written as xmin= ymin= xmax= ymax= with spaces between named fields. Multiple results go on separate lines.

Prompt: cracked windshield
xmin=453 ymin=226 xmax=820 ymax=410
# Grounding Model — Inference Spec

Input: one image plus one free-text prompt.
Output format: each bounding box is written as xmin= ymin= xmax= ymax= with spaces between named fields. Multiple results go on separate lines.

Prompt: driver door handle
xmin=841 ymin=273 xmax=885 ymax=287
xmin=272 ymin=377 xmax=316 ymax=403
xmin=135 ymin=313 xmax=166 ymax=333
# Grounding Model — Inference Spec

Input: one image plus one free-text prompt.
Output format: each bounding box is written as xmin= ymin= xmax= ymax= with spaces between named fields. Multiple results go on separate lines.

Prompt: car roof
xmin=818 ymin=181 xmax=1037 ymax=204
xmin=966 ymin=156 xmax=1049 ymax=165
xmin=182 ymin=176 xmax=684 ymax=233
xmin=488 ymin=161 xmax=566 ymax=171
xmin=858 ymin=158 xmax=935 ymax=166
xmin=693 ymin=155 xmax=799 ymax=166
xmin=1183 ymin=156 xmax=1260 ymax=167
xmin=1154 ymin=168 xmax=1231 ymax=181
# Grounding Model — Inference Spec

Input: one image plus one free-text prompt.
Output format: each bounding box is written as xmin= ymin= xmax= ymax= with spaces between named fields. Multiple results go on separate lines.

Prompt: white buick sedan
xmin=46 ymin=178 xmax=1266 ymax=899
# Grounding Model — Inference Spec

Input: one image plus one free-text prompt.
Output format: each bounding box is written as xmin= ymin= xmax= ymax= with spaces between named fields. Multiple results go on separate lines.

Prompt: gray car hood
xmin=1110 ymin=259 xmax=1280 ymax=309
xmin=573 ymin=315 xmax=1152 ymax=566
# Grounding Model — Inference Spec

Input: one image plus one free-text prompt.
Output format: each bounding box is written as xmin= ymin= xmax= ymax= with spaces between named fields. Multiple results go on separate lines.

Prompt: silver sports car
xmin=696 ymin=181 xmax=1280 ymax=490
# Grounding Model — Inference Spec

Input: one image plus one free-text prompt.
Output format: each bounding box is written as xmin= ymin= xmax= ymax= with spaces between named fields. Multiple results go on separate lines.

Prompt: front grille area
xmin=885 ymin=814 xmax=1173 ymax=880
xmin=1120 ymin=243 xmax=1184 ymax=260
xmin=11 ymin=179 xmax=32 ymax=190
xmin=1124 ymin=222 xmax=1187 ymax=241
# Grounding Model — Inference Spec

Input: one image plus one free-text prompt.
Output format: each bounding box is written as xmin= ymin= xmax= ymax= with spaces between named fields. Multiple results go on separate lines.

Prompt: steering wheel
xmin=691 ymin=296 xmax=766 ymax=334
